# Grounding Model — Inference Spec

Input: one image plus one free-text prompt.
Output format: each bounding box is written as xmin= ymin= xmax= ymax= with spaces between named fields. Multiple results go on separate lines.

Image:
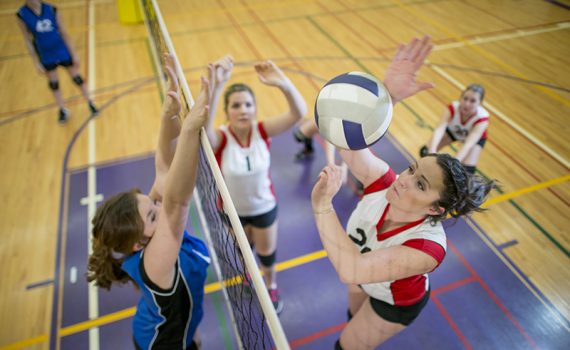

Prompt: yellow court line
xmin=389 ymin=0 xmax=570 ymax=108
xmin=483 ymin=174 xmax=570 ymax=207
xmin=2 ymin=174 xmax=567 ymax=350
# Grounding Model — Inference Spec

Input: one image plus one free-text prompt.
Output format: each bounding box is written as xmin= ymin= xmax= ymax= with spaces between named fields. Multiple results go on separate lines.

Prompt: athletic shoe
xmin=268 ymin=288 xmax=283 ymax=315
xmin=58 ymin=108 xmax=70 ymax=123
xmin=89 ymin=101 xmax=99 ymax=115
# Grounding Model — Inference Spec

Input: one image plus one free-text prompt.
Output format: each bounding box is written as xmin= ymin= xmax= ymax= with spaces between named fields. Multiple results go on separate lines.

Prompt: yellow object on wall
xmin=117 ymin=0 xmax=143 ymax=24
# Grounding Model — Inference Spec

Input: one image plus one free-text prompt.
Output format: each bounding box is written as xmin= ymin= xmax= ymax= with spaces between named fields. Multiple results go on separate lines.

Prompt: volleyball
xmin=314 ymin=71 xmax=393 ymax=150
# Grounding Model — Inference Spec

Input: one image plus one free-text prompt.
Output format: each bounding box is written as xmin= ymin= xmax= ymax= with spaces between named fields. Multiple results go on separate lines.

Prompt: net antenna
xmin=141 ymin=1 xmax=290 ymax=349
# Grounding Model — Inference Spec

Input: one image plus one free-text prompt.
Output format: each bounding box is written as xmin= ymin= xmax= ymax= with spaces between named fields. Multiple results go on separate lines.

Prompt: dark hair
xmin=462 ymin=84 xmax=485 ymax=102
xmin=427 ymin=154 xmax=496 ymax=224
xmin=223 ymin=83 xmax=256 ymax=112
xmin=86 ymin=188 xmax=144 ymax=290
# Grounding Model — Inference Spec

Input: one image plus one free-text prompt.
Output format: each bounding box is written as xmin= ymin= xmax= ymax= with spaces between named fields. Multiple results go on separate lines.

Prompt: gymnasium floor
xmin=54 ymin=130 xmax=568 ymax=349
xmin=1 ymin=0 xmax=569 ymax=349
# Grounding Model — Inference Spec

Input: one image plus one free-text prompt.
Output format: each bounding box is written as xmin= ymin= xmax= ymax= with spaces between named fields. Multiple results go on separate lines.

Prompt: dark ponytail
xmin=86 ymin=189 xmax=144 ymax=290
xmin=427 ymin=154 xmax=497 ymax=224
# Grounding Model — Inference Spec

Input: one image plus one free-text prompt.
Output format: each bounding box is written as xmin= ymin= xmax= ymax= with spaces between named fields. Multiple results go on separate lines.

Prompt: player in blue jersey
xmin=17 ymin=0 xmax=97 ymax=123
xmin=87 ymin=54 xmax=211 ymax=350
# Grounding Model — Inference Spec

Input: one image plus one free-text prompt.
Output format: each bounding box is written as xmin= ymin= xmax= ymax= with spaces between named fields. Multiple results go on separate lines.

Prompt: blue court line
xmin=26 ymin=279 xmax=54 ymax=290
xmin=498 ymin=240 xmax=519 ymax=250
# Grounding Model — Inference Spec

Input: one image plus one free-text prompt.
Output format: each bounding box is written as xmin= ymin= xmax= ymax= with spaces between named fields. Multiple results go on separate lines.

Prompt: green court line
xmin=306 ymin=15 xmax=567 ymax=258
xmin=189 ymin=202 xmax=234 ymax=349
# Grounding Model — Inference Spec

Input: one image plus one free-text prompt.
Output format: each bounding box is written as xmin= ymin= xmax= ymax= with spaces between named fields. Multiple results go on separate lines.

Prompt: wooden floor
xmin=0 ymin=0 xmax=568 ymax=349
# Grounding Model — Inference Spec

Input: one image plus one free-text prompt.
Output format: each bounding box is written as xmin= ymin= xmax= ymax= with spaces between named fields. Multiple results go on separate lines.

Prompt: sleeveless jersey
xmin=346 ymin=170 xmax=447 ymax=306
xmin=17 ymin=2 xmax=71 ymax=66
xmin=215 ymin=121 xmax=276 ymax=217
xmin=447 ymin=101 xmax=489 ymax=141
xmin=122 ymin=232 xmax=210 ymax=350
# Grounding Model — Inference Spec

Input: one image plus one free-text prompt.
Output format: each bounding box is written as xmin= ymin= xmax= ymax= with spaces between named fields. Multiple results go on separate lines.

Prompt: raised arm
xmin=255 ymin=61 xmax=307 ymax=137
xmin=205 ymin=55 xmax=233 ymax=151
xmin=16 ymin=18 xmax=44 ymax=73
xmin=336 ymin=36 xmax=435 ymax=186
xmin=311 ymin=165 xmax=437 ymax=285
xmin=143 ymin=75 xmax=211 ymax=290
xmin=428 ymin=108 xmax=452 ymax=153
xmin=148 ymin=54 xmax=182 ymax=202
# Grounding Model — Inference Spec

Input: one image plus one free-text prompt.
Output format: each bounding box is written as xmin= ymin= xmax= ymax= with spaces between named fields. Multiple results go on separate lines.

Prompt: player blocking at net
xmin=311 ymin=36 xmax=496 ymax=350
xmin=86 ymin=54 xmax=212 ymax=350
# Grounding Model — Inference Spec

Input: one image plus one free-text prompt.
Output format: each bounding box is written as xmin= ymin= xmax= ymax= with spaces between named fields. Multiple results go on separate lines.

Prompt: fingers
xmin=412 ymin=35 xmax=433 ymax=65
xmin=403 ymin=37 xmax=419 ymax=60
xmin=415 ymin=81 xmax=436 ymax=93
xmin=393 ymin=43 xmax=406 ymax=61
xmin=164 ymin=66 xmax=179 ymax=91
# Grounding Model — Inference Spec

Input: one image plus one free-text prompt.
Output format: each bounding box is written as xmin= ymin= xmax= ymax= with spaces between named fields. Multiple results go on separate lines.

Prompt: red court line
xmin=431 ymin=295 xmax=473 ymax=350
xmin=432 ymin=276 xmax=476 ymax=296
xmin=447 ymin=240 xmax=539 ymax=349
xmin=289 ymin=322 xmax=346 ymax=349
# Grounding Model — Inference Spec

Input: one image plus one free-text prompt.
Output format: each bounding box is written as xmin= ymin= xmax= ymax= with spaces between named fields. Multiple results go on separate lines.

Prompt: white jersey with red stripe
xmin=215 ymin=121 xmax=276 ymax=217
xmin=346 ymin=169 xmax=447 ymax=306
xmin=447 ymin=101 xmax=489 ymax=140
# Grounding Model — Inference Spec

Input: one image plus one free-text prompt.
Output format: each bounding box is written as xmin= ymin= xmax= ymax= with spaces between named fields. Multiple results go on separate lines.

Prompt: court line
xmin=390 ymin=0 xmax=570 ymax=108
xmin=2 ymin=173 xmax=565 ymax=350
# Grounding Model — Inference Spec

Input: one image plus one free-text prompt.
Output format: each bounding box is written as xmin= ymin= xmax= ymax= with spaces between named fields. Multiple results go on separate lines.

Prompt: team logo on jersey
xmin=36 ymin=19 xmax=54 ymax=33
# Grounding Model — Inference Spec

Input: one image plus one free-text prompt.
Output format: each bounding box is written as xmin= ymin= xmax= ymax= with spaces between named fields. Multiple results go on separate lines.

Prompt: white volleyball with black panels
xmin=315 ymin=71 xmax=393 ymax=150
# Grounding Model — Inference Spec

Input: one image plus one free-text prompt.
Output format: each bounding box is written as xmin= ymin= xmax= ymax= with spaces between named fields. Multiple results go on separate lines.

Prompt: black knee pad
xmin=464 ymin=165 xmax=476 ymax=175
xmin=72 ymin=75 xmax=84 ymax=86
xmin=257 ymin=251 xmax=276 ymax=267
xmin=48 ymin=80 xmax=59 ymax=90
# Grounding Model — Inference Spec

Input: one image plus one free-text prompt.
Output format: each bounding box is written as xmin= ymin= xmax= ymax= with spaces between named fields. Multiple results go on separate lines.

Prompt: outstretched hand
xmin=163 ymin=53 xmax=182 ymax=118
xmin=311 ymin=165 xmax=343 ymax=212
xmin=254 ymin=60 xmax=289 ymax=88
xmin=210 ymin=55 xmax=234 ymax=90
xmin=184 ymin=75 xmax=211 ymax=130
xmin=384 ymin=35 xmax=435 ymax=104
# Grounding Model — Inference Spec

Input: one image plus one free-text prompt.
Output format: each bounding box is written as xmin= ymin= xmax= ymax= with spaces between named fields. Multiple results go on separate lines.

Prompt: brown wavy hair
xmin=86 ymin=188 xmax=144 ymax=290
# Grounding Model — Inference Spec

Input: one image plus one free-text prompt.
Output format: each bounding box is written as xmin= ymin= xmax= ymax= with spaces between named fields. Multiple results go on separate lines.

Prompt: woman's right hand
xmin=162 ymin=53 xmax=182 ymax=118
xmin=184 ymin=76 xmax=211 ymax=130
xmin=311 ymin=165 xmax=343 ymax=212
xmin=212 ymin=55 xmax=234 ymax=88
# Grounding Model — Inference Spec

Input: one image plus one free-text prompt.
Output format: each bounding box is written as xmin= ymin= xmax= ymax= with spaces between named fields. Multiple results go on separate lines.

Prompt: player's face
xmin=136 ymin=194 xmax=162 ymax=244
xmin=226 ymin=91 xmax=256 ymax=129
xmin=386 ymin=157 xmax=444 ymax=216
xmin=459 ymin=90 xmax=482 ymax=116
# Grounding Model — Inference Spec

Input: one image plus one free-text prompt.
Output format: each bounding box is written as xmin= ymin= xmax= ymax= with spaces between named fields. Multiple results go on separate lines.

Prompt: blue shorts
xmin=43 ymin=59 xmax=73 ymax=72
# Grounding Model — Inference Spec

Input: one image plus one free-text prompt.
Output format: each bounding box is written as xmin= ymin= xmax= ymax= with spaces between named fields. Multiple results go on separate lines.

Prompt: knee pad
xmin=48 ymin=80 xmax=59 ymax=91
xmin=464 ymin=165 xmax=476 ymax=175
xmin=72 ymin=75 xmax=84 ymax=86
xmin=257 ymin=251 xmax=276 ymax=267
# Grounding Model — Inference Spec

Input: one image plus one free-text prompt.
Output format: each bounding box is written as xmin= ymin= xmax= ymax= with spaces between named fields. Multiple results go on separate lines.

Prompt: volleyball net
xmin=140 ymin=0 xmax=289 ymax=349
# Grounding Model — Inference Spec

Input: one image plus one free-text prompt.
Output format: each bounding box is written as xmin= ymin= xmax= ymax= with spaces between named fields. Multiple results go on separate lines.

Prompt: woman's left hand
xmin=311 ymin=165 xmax=343 ymax=212
xmin=163 ymin=53 xmax=182 ymax=118
xmin=254 ymin=60 xmax=289 ymax=88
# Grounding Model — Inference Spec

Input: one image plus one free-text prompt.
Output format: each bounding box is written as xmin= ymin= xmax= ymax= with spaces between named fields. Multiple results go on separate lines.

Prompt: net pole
xmin=143 ymin=0 xmax=290 ymax=348
xmin=198 ymin=131 xmax=290 ymax=350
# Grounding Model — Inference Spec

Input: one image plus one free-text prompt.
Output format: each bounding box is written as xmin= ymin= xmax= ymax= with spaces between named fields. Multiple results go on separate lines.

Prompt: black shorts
xmin=134 ymin=338 xmax=198 ymax=350
xmin=445 ymin=128 xmax=486 ymax=148
xmin=369 ymin=289 xmax=430 ymax=326
xmin=43 ymin=59 xmax=73 ymax=71
xmin=239 ymin=205 xmax=278 ymax=228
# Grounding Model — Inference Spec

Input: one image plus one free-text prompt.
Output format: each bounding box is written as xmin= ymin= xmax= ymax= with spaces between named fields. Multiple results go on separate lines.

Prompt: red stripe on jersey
xmin=390 ymin=274 xmax=427 ymax=306
xmin=228 ymin=124 xmax=252 ymax=148
xmin=258 ymin=122 xmax=271 ymax=149
xmin=214 ymin=131 xmax=227 ymax=166
xmin=375 ymin=204 xmax=426 ymax=241
xmin=447 ymin=104 xmax=455 ymax=122
xmin=363 ymin=168 xmax=396 ymax=195
xmin=403 ymin=239 xmax=446 ymax=268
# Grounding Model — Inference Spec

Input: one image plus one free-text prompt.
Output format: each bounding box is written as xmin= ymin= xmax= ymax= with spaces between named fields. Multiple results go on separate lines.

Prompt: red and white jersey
xmin=215 ymin=121 xmax=276 ymax=217
xmin=447 ymin=101 xmax=489 ymax=141
xmin=346 ymin=169 xmax=447 ymax=306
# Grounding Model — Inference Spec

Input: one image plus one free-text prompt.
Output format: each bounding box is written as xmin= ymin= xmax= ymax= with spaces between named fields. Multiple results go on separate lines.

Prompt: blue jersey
xmin=17 ymin=2 xmax=71 ymax=65
xmin=122 ymin=232 xmax=210 ymax=350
